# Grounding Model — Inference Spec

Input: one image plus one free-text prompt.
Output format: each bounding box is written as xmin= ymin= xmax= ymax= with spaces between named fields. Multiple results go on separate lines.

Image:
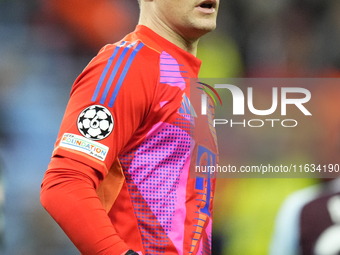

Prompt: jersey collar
xmin=133 ymin=25 xmax=202 ymax=76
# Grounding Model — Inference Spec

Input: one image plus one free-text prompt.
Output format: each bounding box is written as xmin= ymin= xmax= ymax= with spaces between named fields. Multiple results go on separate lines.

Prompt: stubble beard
xmin=182 ymin=17 xmax=217 ymax=41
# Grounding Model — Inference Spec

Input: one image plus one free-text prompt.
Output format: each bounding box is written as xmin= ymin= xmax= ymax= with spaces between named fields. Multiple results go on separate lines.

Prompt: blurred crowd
xmin=1 ymin=0 xmax=340 ymax=254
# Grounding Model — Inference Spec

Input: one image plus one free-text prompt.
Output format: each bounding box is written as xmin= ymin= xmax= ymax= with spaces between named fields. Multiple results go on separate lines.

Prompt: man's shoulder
xmin=95 ymin=40 xmax=162 ymax=67
xmin=80 ymin=40 xmax=163 ymax=84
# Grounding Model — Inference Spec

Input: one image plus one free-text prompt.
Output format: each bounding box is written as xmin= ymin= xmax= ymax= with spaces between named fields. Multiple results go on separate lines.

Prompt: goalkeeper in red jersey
xmin=40 ymin=0 xmax=219 ymax=254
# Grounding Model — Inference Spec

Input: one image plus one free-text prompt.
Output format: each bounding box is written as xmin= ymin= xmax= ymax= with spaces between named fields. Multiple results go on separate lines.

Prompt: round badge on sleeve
xmin=77 ymin=105 xmax=114 ymax=140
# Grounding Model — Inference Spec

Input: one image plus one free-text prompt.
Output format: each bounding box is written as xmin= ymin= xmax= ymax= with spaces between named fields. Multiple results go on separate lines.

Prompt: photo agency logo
xmin=198 ymin=81 xmax=312 ymax=128
xmin=197 ymin=82 xmax=223 ymax=114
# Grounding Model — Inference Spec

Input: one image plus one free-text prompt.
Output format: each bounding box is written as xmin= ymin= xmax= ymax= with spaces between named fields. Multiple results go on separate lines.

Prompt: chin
xmin=203 ymin=24 xmax=217 ymax=32
xmin=181 ymin=20 xmax=217 ymax=40
xmin=196 ymin=18 xmax=217 ymax=31
xmin=195 ymin=22 xmax=217 ymax=35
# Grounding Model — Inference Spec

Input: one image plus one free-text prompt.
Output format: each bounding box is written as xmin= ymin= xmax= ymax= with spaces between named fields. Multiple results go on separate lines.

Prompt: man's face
xmin=153 ymin=0 xmax=219 ymax=40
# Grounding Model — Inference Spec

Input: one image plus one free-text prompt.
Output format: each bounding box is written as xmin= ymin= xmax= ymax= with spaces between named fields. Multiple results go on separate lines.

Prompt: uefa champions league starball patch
xmin=77 ymin=105 xmax=114 ymax=140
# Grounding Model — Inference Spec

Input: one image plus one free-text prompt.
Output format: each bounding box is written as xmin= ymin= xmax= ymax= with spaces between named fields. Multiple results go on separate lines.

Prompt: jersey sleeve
xmin=51 ymin=41 xmax=159 ymax=178
xmin=41 ymin=41 xmax=161 ymax=254
xmin=41 ymin=157 xmax=132 ymax=255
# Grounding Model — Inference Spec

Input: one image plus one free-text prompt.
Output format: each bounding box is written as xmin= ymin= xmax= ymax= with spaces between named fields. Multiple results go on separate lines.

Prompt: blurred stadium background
xmin=0 ymin=0 xmax=340 ymax=254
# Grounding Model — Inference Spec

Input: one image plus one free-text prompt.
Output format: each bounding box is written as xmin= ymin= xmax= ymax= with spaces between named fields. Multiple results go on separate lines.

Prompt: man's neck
xmin=138 ymin=11 xmax=199 ymax=56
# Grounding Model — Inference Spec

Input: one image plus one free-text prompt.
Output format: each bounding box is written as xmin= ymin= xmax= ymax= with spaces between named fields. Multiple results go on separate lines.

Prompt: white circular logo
xmin=77 ymin=105 xmax=114 ymax=140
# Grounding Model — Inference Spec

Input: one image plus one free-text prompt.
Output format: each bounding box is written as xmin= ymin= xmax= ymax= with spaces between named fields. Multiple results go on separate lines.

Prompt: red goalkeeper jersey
xmin=41 ymin=25 xmax=218 ymax=255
